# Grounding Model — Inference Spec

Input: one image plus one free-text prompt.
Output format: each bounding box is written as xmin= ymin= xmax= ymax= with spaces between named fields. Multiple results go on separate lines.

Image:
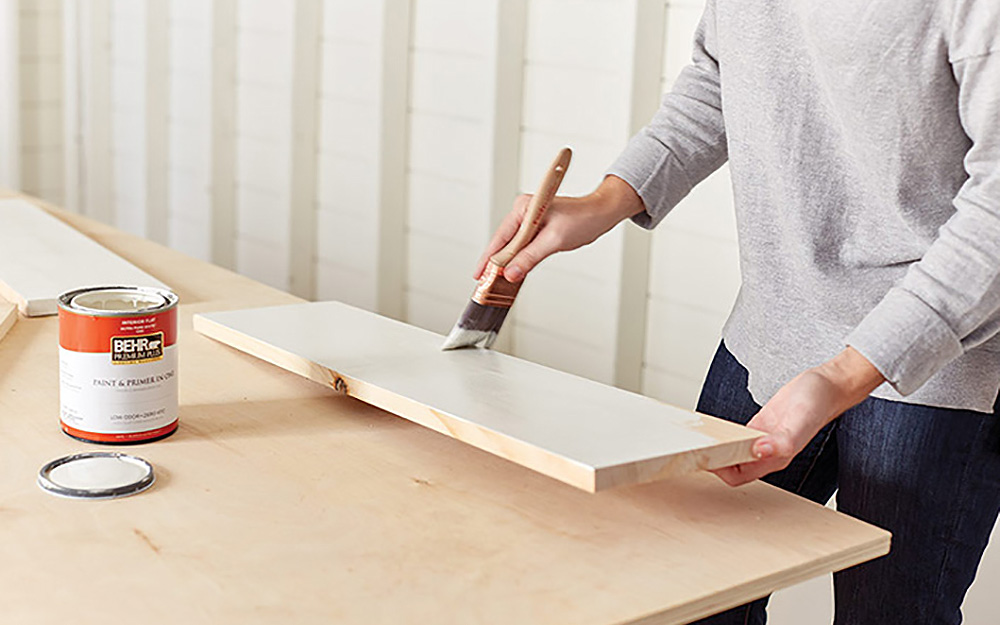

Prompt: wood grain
xmin=0 ymin=198 xmax=168 ymax=316
xmin=0 ymin=193 xmax=890 ymax=625
xmin=195 ymin=302 xmax=762 ymax=492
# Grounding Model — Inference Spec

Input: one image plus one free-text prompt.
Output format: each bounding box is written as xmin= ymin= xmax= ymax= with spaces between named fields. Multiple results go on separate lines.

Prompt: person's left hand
xmin=713 ymin=347 xmax=885 ymax=487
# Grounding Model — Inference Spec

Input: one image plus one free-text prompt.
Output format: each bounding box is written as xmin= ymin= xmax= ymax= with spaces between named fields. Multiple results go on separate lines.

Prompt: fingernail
xmin=505 ymin=267 xmax=522 ymax=282
xmin=755 ymin=442 xmax=774 ymax=459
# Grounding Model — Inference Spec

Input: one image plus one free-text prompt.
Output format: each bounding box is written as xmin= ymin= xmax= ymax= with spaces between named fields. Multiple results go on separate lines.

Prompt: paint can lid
xmin=38 ymin=452 xmax=155 ymax=500
xmin=68 ymin=288 xmax=168 ymax=314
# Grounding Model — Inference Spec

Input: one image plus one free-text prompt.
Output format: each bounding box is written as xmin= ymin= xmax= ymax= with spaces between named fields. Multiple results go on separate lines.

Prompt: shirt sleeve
xmin=606 ymin=0 xmax=728 ymax=229
xmin=845 ymin=37 xmax=1000 ymax=394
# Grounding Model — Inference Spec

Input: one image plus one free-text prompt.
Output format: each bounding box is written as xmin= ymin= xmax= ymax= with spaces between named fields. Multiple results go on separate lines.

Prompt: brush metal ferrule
xmin=472 ymin=262 xmax=522 ymax=308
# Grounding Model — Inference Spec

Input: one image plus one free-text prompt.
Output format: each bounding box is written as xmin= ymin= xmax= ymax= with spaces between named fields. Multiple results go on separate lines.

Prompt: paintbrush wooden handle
xmin=490 ymin=146 xmax=572 ymax=268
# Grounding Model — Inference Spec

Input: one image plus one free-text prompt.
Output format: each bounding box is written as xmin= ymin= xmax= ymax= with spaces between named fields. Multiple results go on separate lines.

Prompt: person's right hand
xmin=474 ymin=175 xmax=646 ymax=283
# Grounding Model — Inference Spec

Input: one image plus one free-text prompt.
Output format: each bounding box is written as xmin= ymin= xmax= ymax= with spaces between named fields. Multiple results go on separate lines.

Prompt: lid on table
xmin=38 ymin=452 xmax=155 ymax=500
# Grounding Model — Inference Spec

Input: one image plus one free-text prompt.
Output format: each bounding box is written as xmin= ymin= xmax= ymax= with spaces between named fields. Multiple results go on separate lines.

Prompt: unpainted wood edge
xmin=192 ymin=313 xmax=599 ymax=492
xmin=594 ymin=436 xmax=760 ymax=491
xmin=0 ymin=302 xmax=17 ymax=343
xmin=624 ymin=532 xmax=891 ymax=625
xmin=24 ymin=300 xmax=55 ymax=318
xmin=0 ymin=279 xmax=29 ymax=316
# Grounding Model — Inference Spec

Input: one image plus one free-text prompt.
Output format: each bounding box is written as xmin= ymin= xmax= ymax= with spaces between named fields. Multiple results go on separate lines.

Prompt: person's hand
xmin=474 ymin=175 xmax=644 ymax=283
xmin=713 ymin=347 xmax=885 ymax=486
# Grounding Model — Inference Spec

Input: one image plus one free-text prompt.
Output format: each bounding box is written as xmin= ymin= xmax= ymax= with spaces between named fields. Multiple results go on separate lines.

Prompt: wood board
xmin=1 ymin=194 xmax=891 ymax=625
xmin=195 ymin=301 xmax=762 ymax=492
xmin=0 ymin=198 xmax=168 ymax=316
xmin=0 ymin=297 xmax=16 ymax=343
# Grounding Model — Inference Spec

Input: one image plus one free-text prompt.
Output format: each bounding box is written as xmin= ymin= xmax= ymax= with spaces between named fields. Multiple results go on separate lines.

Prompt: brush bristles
xmin=440 ymin=301 xmax=510 ymax=350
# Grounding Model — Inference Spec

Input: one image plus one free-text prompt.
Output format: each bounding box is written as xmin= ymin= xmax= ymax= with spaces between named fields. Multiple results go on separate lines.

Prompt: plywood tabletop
xmin=0 ymin=194 xmax=890 ymax=625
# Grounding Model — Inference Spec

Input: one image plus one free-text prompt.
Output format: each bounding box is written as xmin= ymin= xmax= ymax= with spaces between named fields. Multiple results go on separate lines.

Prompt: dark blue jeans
xmin=692 ymin=343 xmax=1000 ymax=625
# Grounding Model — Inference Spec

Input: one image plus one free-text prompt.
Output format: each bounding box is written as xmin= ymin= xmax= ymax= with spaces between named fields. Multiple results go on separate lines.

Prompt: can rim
xmin=37 ymin=452 xmax=155 ymax=500
xmin=57 ymin=285 xmax=178 ymax=317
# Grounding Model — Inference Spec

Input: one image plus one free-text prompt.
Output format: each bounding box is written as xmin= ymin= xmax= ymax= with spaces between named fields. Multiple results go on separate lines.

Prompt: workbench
xmin=0 ymin=193 xmax=889 ymax=624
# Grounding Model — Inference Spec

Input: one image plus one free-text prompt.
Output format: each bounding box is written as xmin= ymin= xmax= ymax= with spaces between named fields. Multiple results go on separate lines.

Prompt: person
xmin=475 ymin=0 xmax=1000 ymax=622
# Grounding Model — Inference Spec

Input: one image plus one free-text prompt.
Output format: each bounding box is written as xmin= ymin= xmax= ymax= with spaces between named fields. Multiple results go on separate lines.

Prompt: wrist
xmin=590 ymin=175 xmax=645 ymax=223
xmin=815 ymin=346 xmax=886 ymax=412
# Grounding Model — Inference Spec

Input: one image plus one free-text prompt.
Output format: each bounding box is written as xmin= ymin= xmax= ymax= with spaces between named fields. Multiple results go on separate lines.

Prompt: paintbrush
xmin=441 ymin=146 xmax=572 ymax=350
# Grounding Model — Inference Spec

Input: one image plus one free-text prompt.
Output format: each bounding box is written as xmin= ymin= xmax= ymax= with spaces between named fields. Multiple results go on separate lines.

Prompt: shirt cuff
xmin=844 ymin=287 xmax=964 ymax=396
xmin=606 ymin=131 xmax=694 ymax=230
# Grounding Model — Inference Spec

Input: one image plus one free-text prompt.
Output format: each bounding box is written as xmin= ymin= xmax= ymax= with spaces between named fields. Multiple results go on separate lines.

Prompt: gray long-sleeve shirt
xmin=610 ymin=0 xmax=1000 ymax=412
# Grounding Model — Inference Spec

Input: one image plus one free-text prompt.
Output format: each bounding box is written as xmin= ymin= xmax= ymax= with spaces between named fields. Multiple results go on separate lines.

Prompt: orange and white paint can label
xmin=58 ymin=286 xmax=179 ymax=444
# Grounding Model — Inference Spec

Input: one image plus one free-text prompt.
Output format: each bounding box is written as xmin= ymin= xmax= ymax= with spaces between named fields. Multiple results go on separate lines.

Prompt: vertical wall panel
xmin=470 ymin=0 xmax=527 ymax=354
xmin=314 ymin=0 xmax=407 ymax=312
xmin=80 ymin=0 xmax=112 ymax=224
xmin=145 ymin=0 xmax=169 ymax=244
xmin=18 ymin=1 xmax=63 ymax=205
xmin=287 ymin=0 xmax=323 ymax=299
xmin=0 ymin=0 xmax=20 ymax=190
xmin=62 ymin=1 xmax=81 ymax=212
xmin=371 ymin=0 xmax=411 ymax=319
xmin=403 ymin=0 xmax=493 ymax=333
xmin=167 ymin=0 xmax=212 ymax=260
xmin=511 ymin=0 xmax=633 ymax=384
xmin=233 ymin=0 xmax=294 ymax=290
xmin=210 ymin=0 xmax=237 ymax=268
xmin=109 ymin=0 xmax=146 ymax=236
xmin=613 ymin=0 xmax=666 ymax=392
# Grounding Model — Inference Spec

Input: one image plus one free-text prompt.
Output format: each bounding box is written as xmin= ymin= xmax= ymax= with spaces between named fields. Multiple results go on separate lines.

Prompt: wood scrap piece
xmin=194 ymin=301 xmax=762 ymax=492
xmin=0 ymin=199 xmax=168 ymax=316
xmin=0 ymin=299 xmax=16 ymax=343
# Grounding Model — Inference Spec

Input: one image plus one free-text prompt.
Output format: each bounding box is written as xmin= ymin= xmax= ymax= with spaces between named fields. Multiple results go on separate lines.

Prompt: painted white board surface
xmin=194 ymin=301 xmax=761 ymax=492
xmin=0 ymin=199 xmax=168 ymax=316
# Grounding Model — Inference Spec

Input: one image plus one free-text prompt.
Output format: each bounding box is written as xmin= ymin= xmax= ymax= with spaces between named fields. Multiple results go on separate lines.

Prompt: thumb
xmin=503 ymin=234 xmax=558 ymax=283
xmin=752 ymin=436 xmax=776 ymax=460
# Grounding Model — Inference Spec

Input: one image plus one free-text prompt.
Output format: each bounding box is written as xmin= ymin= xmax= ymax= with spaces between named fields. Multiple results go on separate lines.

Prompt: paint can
xmin=58 ymin=286 xmax=179 ymax=444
